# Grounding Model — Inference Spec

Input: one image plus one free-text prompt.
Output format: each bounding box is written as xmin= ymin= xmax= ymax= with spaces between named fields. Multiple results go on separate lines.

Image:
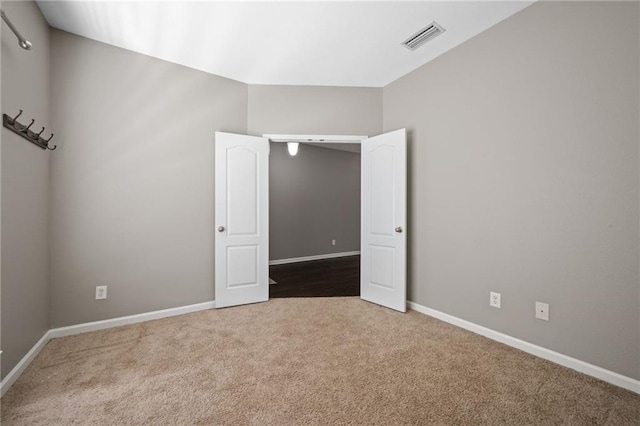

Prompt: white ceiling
xmin=36 ymin=1 xmax=534 ymax=88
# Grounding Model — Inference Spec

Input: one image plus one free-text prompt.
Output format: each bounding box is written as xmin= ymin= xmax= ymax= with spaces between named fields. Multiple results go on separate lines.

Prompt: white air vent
xmin=402 ymin=21 xmax=446 ymax=50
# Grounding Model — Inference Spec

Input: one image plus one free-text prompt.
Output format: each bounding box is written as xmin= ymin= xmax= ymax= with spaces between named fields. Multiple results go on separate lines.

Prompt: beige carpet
xmin=2 ymin=297 xmax=638 ymax=425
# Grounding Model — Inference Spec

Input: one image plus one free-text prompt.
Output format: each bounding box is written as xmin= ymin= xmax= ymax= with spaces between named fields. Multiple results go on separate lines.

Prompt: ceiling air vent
xmin=402 ymin=21 xmax=446 ymax=51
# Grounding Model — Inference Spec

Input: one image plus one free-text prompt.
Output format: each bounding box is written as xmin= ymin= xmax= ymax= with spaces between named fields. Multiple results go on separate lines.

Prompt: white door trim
xmin=263 ymin=134 xmax=367 ymax=144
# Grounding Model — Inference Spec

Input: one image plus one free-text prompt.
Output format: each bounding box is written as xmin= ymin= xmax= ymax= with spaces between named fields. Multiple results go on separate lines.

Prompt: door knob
xmin=395 ymin=227 xmax=403 ymax=233
xmin=218 ymin=226 xmax=225 ymax=232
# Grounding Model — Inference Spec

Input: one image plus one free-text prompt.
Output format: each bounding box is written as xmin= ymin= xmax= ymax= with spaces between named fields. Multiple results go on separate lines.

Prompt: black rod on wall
xmin=3 ymin=110 xmax=56 ymax=150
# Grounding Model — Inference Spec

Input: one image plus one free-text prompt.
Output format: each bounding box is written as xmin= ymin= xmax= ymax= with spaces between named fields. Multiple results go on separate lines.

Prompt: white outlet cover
xmin=535 ymin=302 xmax=549 ymax=321
xmin=96 ymin=285 xmax=107 ymax=300
xmin=490 ymin=291 xmax=501 ymax=308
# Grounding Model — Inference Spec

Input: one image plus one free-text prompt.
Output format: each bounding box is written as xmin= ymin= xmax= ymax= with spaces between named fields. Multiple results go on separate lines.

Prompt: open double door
xmin=214 ymin=129 xmax=406 ymax=312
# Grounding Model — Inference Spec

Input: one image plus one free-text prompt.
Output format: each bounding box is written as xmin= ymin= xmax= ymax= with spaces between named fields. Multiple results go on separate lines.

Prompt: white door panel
xmin=361 ymin=129 xmax=407 ymax=312
xmin=215 ymin=132 xmax=269 ymax=308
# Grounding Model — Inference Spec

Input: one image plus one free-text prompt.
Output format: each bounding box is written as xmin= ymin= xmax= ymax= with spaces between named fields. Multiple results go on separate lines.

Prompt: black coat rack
xmin=2 ymin=109 xmax=56 ymax=150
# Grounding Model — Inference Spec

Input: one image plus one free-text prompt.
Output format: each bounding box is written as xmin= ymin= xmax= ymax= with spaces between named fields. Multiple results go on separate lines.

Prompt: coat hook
xmin=2 ymin=110 xmax=57 ymax=152
xmin=10 ymin=109 xmax=23 ymax=124
xmin=22 ymin=118 xmax=34 ymax=133
xmin=45 ymin=134 xmax=56 ymax=150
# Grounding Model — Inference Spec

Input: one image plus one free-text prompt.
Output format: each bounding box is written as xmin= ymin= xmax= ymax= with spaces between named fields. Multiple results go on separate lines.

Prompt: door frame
xmin=264 ymin=134 xmax=368 ymax=144
xmin=254 ymin=133 xmax=406 ymax=311
xmin=263 ymin=133 xmax=368 ymax=268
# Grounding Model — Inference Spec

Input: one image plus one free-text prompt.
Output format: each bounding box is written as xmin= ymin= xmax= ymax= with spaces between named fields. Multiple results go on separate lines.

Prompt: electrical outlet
xmin=331 ymin=239 xmax=336 ymax=246
xmin=535 ymin=302 xmax=549 ymax=321
xmin=95 ymin=285 xmax=107 ymax=300
xmin=490 ymin=292 xmax=501 ymax=308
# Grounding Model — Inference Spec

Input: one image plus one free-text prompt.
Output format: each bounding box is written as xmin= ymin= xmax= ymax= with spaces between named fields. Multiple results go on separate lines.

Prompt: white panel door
xmin=215 ymin=132 xmax=269 ymax=308
xmin=361 ymin=129 xmax=407 ymax=312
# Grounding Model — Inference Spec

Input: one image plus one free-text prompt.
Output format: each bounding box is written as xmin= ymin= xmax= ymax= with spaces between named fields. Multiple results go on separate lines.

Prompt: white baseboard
xmin=1 ymin=330 xmax=51 ymax=397
xmin=269 ymin=251 xmax=360 ymax=266
xmin=407 ymin=301 xmax=640 ymax=394
xmin=1 ymin=300 xmax=215 ymax=397
xmin=48 ymin=300 xmax=216 ymax=338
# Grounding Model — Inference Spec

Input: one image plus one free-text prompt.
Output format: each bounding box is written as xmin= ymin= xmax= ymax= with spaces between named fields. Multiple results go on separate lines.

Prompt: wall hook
xmin=3 ymin=110 xmax=56 ymax=151
xmin=22 ymin=118 xmax=34 ymax=133
xmin=9 ymin=109 xmax=22 ymax=124
xmin=45 ymin=134 xmax=56 ymax=150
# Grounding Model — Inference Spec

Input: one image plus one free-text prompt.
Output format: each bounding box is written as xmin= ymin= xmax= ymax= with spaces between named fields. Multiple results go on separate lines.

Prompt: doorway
xmin=267 ymin=140 xmax=362 ymax=298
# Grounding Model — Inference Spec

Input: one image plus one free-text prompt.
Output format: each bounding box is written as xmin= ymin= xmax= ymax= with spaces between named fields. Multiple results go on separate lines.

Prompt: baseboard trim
xmin=49 ymin=301 xmax=216 ymax=338
xmin=407 ymin=301 xmax=640 ymax=394
xmin=1 ymin=330 xmax=51 ymax=397
xmin=1 ymin=300 xmax=215 ymax=397
xmin=269 ymin=251 xmax=360 ymax=265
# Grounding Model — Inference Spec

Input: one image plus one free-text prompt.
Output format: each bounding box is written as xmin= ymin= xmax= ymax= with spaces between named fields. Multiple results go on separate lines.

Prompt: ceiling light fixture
xmin=287 ymin=142 xmax=299 ymax=156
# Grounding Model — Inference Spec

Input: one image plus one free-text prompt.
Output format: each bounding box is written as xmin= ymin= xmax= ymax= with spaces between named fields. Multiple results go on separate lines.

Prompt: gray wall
xmin=1 ymin=1 xmax=51 ymax=379
xmin=48 ymin=35 xmax=384 ymax=328
xmin=270 ymin=143 xmax=360 ymax=260
xmin=49 ymin=30 xmax=247 ymax=327
xmin=248 ymin=84 xmax=380 ymax=262
xmin=248 ymin=84 xmax=382 ymax=136
xmin=383 ymin=1 xmax=640 ymax=379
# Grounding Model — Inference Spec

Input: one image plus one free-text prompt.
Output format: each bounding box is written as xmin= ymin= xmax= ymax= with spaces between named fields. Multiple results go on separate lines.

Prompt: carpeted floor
xmin=2 ymin=297 xmax=638 ymax=425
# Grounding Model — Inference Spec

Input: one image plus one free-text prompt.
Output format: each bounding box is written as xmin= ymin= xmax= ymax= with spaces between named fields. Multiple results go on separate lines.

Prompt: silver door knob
xmin=218 ymin=226 xmax=225 ymax=232
xmin=395 ymin=227 xmax=403 ymax=233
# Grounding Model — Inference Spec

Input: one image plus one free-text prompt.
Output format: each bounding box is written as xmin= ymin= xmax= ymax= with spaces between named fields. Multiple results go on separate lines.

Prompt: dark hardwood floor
xmin=269 ymin=255 xmax=360 ymax=298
